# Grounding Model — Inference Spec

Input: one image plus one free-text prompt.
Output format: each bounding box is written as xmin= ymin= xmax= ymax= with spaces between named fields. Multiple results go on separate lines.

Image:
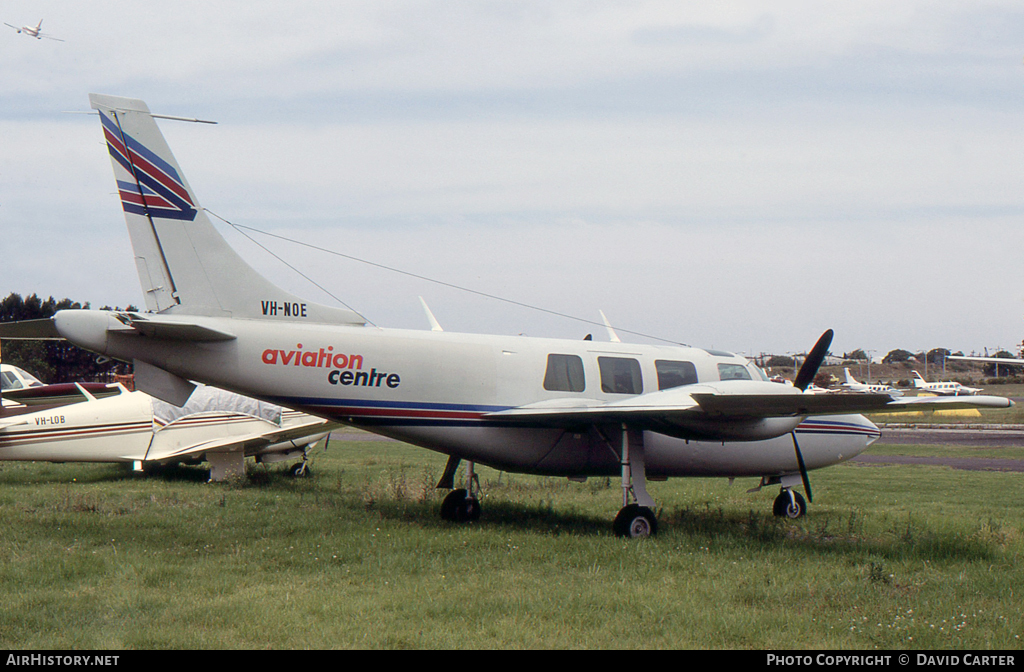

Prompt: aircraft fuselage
xmin=54 ymin=310 xmax=879 ymax=479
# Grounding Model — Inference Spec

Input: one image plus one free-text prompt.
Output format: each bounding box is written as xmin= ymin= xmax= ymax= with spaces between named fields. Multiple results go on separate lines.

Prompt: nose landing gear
xmin=773 ymin=488 xmax=807 ymax=518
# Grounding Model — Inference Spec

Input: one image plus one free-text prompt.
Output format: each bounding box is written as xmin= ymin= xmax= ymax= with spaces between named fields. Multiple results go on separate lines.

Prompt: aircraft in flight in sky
xmin=1 ymin=94 xmax=1012 ymax=536
xmin=4 ymin=19 xmax=63 ymax=41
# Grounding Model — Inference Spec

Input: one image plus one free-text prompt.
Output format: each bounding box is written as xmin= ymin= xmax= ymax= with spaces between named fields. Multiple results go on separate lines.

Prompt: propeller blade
xmin=791 ymin=432 xmax=813 ymax=503
xmin=793 ymin=329 xmax=834 ymax=391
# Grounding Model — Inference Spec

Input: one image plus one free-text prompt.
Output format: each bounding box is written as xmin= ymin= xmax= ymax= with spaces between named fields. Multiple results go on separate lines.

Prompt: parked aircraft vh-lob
xmin=3 ymin=94 xmax=1012 ymax=537
xmin=0 ymin=381 xmax=335 ymax=481
xmin=2 ymin=361 xmax=121 ymax=407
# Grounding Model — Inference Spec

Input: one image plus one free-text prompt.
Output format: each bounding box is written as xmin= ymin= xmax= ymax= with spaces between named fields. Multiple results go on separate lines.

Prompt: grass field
xmin=1 ymin=432 xmax=1022 ymax=649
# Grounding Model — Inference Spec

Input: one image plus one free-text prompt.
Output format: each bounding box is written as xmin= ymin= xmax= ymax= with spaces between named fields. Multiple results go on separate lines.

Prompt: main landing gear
xmin=611 ymin=424 xmax=658 ymax=538
xmin=435 ymin=425 xmax=662 ymax=538
xmin=437 ymin=457 xmax=481 ymax=523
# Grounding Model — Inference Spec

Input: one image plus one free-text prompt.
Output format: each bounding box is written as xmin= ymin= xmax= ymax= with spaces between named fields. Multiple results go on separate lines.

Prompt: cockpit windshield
xmin=717 ymin=363 xmax=752 ymax=381
xmin=0 ymin=365 xmax=45 ymax=391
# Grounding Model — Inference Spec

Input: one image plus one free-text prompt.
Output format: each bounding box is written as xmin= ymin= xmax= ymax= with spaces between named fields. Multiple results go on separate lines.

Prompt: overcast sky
xmin=2 ymin=1 xmax=1023 ymax=358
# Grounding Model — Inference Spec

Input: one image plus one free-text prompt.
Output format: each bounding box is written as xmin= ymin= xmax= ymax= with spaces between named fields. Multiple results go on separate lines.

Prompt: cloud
xmin=2 ymin=1 xmax=1023 ymax=355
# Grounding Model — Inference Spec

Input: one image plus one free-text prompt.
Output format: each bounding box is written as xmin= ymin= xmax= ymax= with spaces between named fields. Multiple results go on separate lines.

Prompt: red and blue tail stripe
xmin=100 ymin=112 xmax=197 ymax=221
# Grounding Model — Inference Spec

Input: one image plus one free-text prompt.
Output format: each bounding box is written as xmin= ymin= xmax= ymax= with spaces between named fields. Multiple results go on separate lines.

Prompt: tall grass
xmin=0 ymin=436 xmax=1021 ymax=649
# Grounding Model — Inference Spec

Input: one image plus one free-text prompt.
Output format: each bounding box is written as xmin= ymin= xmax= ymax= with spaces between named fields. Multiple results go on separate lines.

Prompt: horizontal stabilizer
xmin=0 ymin=318 xmax=63 ymax=340
xmin=121 ymin=314 xmax=235 ymax=341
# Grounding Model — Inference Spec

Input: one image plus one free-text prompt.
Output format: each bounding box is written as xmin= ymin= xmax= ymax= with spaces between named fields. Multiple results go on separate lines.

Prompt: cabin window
xmin=543 ymin=354 xmax=586 ymax=392
xmin=655 ymin=360 xmax=698 ymax=390
xmin=717 ymin=363 xmax=752 ymax=381
xmin=598 ymin=357 xmax=643 ymax=394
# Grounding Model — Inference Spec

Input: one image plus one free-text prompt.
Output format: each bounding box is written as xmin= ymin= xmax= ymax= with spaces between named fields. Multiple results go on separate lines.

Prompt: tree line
xmin=1 ymin=293 xmax=134 ymax=384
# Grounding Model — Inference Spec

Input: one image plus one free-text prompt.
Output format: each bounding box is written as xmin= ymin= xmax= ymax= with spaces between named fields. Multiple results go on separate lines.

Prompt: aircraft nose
xmin=865 ymin=418 xmax=881 ymax=447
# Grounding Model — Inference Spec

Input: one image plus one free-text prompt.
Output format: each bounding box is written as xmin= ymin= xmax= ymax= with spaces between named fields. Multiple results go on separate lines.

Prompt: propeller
xmin=788 ymin=329 xmax=834 ymax=504
xmin=793 ymin=329 xmax=833 ymax=391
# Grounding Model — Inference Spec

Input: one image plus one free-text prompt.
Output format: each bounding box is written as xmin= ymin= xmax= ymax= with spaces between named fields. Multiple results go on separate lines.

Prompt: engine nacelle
xmin=649 ymin=415 xmax=804 ymax=442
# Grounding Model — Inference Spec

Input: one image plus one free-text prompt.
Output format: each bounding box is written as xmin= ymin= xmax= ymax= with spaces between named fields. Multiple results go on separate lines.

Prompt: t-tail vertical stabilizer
xmin=88 ymin=93 xmax=365 ymax=326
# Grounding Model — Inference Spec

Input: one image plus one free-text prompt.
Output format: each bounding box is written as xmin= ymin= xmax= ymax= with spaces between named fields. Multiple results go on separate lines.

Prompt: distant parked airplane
xmin=911 ymin=371 xmax=981 ymax=396
xmin=841 ymin=368 xmax=903 ymax=396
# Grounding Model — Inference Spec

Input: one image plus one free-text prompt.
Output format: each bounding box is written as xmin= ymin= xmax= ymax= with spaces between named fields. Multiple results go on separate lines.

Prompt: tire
xmin=773 ymin=490 xmax=806 ymax=518
xmin=440 ymin=489 xmax=468 ymax=521
xmin=613 ymin=504 xmax=658 ymax=538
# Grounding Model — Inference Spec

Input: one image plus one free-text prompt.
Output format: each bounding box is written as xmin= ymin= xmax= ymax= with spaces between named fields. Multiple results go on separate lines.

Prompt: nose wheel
xmin=773 ymin=488 xmax=807 ymax=518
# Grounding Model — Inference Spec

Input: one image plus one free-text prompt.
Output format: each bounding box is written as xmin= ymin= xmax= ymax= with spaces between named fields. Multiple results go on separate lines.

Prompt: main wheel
xmin=613 ymin=504 xmax=658 ymax=538
xmin=440 ymin=489 xmax=481 ymax=522
xmin=773 ymin=489 xmax=807 ymax=518
xmin=440 ymin=489 xmax=467 ymax=521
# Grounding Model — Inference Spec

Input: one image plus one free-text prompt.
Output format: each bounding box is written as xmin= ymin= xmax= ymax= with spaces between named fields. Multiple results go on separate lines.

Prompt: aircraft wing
xmin=485 ymin=382 xmax=1012 ymax=440
xmin=948 ymin=355 xmax=1024 ymax=366
xmin=145 ymin=417 xmax=338 ymax=461
xmin=0 ymin=318 xmax=63 ymax=340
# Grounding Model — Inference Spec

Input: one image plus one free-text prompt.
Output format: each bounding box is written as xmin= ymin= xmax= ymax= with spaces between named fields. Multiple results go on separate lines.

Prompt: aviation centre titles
xmin=260 ymin=344 xmax=401 ymax=389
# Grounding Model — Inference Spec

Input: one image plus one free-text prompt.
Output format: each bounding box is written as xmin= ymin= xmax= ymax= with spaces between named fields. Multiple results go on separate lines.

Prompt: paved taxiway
xmin=854 ymin=424 xmax=1024 ymax=472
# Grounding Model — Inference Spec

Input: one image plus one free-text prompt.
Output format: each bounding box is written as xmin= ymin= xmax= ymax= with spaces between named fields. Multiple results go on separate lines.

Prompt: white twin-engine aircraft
xmin=911 ymin=371 xmax=982 ymax=396
xmin=841 ymin=368 xmax=903 ymax=397
xmin=5 ymin=94 xmax=1013 ymax=537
